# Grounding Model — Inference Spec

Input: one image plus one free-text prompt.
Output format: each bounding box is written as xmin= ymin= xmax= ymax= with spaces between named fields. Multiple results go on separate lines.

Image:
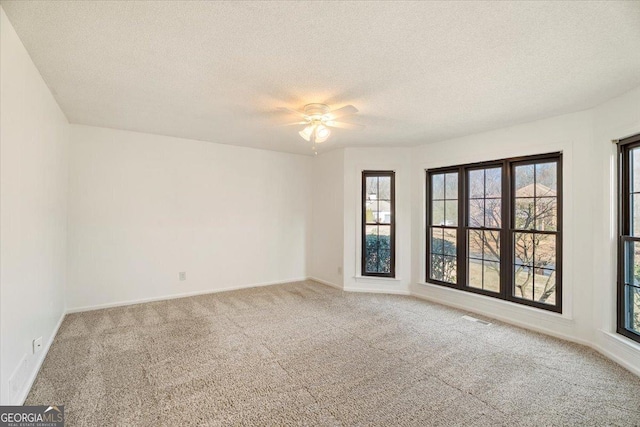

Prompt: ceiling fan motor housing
xmin=303 ymin=103 xmax=330 ymax=121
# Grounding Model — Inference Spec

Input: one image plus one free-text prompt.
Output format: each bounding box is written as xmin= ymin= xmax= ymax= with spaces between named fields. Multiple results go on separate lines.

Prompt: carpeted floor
xmin=27 ymin=280 xmax=640 ymax=426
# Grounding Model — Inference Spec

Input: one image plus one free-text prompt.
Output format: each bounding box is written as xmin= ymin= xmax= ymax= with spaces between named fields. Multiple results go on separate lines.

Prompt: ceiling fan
xmin=280 ymin=103 xmax=364 ymax=145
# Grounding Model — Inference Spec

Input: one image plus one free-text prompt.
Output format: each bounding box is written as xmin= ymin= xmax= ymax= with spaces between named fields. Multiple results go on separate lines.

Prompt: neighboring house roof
xmin=515 ymin=183 xmax=556 ymax=198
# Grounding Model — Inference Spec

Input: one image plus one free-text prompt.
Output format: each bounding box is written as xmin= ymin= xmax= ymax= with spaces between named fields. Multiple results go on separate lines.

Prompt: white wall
xmin=309 ymin=149 xmax=345 ymax=288
xmin=342 ymin=148 xmax=412 ymax=294
xmin=66 ymin=125 xmax=312 ymax=310
xmin=0 ymin=8 xmax=69 ymax=404
xmin=592 ymin=87 xmax=640 ymax=374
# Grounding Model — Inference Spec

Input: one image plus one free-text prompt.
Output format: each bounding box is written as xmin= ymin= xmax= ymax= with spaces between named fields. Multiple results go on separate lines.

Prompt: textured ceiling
xmin=3 ymin=1 xmax=640 ymax=155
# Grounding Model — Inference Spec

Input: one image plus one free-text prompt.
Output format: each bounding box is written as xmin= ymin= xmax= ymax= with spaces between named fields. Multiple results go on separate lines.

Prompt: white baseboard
xmin=17 ymin=310 xmax=66 ymax=405
xmin=410 ymin=289 xmax=590 ymax=348
xmin=593 ymin=331 xmax=640 ymax=377
xmin=66 ymin=277 xmax=309 ymax=314
xmin=307 ymin=276 xmax=343 ymax=290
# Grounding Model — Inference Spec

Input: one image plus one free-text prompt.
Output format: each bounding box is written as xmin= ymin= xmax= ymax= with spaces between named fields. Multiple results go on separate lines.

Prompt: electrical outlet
xmin=33 ymin=337 xmax=43 ymax=354
xmin=179 ymin=272 xmax=186 ymax=281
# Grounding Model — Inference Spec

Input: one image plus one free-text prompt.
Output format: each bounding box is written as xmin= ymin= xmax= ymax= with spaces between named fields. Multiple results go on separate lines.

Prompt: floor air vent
xmin=461 ymin=315 xmax=491 ymax=326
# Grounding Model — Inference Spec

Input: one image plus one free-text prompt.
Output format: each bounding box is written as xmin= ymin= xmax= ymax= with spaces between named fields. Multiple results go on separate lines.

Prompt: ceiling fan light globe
xmin=299 ymin=125 xmax=314 ymax=142
xmin=316 ymin=124 xmax=330 ymax=139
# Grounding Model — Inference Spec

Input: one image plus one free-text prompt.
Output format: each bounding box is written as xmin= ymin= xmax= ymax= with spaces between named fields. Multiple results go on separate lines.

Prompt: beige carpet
xmin=27 ymin=280 xmax=640 ymax=426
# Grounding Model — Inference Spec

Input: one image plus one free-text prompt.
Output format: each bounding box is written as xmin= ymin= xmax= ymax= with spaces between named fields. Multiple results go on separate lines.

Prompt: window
xmin=428 ymin=171 xmax=458 ymax=284
xmin=426 ymin=153 xmax=562 ymax=312
xmin=617 ymin=133 xmax=640 ymax=344
xmin=362 ymin=171 xmax=395 ymax=277
xmin=467 ymin=166 xmax=502 ymax=293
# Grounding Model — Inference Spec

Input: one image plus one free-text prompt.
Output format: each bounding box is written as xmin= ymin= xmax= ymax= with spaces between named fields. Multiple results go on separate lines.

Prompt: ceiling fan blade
xmin=326 ymin=121 xmax=364 ymax=130
xmin=278 ymin=121 xmax=308 ymax=127
xmin=277 ymin=107 xmax=306 ymax=118
xmin=328 ymin=105 xmax=358 ymax=119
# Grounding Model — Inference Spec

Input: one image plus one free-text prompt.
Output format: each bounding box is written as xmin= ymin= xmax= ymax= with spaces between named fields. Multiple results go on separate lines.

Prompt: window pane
xmin=432 ymin=174 xmax=445 ymax=200
xmin=364 ymin=199 xmax=376 ymax=223
xmin=634 ymin=240 xmax=640 ymax=286
xmin=431 ymin=228 xmax=456 ymax=258
xmin=365 ymin=224 xmax=379 ymax=237
xmin=533 ymin=234 xmax=556 ymax=270
xmin=536 ymin=269 xmax=556 ymax=305
xmin=484 ymin=261 xmax=500 ymax=293
xmin=375 ymin=200 xmax=392 ymax=224
xmin=443 ymin=256 xmax=457 ymax=283
xmin=445 ymin=173 xmax=458 ymax=199
xmin=444 ymin=200 xmax=458 ymax=226
xmin=468 ymin=230 xmax=500 ymax=261
xmin=378 ymin=176 xmax=391 ymax=200
xmin=431 ymin=254 xmax=456 ymax=284
xmin=515 ymin=164 xmax=535 ymax=196
xmin=431 ymin=254 xmax=444 ymax=281
xmin=485 ymin=198 xmax=501 ymax=228
xmin=365 ymin=252 xmax=378 ymax=273
xmin=535 ymin=162 xmax=557 ymax=194
xmin=633 ymin=194 xmax=640 ymax=237
xmin=443 ymin=229 xmax=457 ymax=256
xmin=624 ymin=239 xmax=640 ymax=286
xmin=514 ymin=265 xmax=533 ymax=300
xmin=430 ymin=228 xmax=444 ymax=254
xmin=378 ymin=225 xmax=392 ymax=240
xmin=364 ymin=225 xmax=391 ymax=274
xmin=364 ymin=244 xmax=379 ymax=273
xmin=515 ymin=198 xmax=535 ymax=230
xmin=468 ymin=167 xmax=502 ymax=229
xmin=378 ymin=250 xmax=391 ymax=273
xmin=366 ymin=176 xmax=378 ymax=200
xmin=468 ymin=260 xmax=501 ymax=292
xmin=432 ymin=200 xmax=445 ymax=225
xmin=468 ymin=259 xmax=482 ymax=289
xmin=514 ymin=232 xmax=534 ymax=265
xmin=468 ymin=230 xmax=483 ymax=260
xmin=468 ymin=198 xmax=484 ymax=227
xmin=633 ymin=149 xmax=640 ymax=194
xmin=485 ymin=167 xmax=502 ymax=197
xmin=469 ymin=170 xmax=484 ymax=198
xmin=484 ymin=230 xmax=500 ymax=261
xmin=365 ymin=225 xmax=379 ymax=248
xmin=467 ymin=229 xmax=500 ymax=292
xmin=535 ymin=197 xmax=557 ymax=231
xmin=514 ymin=232 xmax=557 ymax=304
xmin=626 ymin=285 xmax=640 ymax=334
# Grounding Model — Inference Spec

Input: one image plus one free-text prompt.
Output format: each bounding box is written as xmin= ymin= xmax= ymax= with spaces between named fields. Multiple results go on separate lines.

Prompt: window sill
xmin=355 ymin=275 xmax=402 ymax=282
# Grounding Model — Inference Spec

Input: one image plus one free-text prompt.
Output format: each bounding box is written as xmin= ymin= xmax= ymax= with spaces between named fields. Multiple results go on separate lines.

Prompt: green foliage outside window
xmin=365 ymin=234 xmax=391 ymax=273
xmin=431 ymin=238 xmax=457 ymax=283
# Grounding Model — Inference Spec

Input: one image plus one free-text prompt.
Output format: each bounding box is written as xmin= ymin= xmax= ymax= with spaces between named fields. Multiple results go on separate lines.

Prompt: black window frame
xmin=362 ymin=171 xmax=396 ymax=278
xmin=617 ymin=133 xmax=640 ymax=344
xmin=426 ymin=168 xmax=461 ymax=286
xmin=426 ymin=152 xmax=563 ymax=313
